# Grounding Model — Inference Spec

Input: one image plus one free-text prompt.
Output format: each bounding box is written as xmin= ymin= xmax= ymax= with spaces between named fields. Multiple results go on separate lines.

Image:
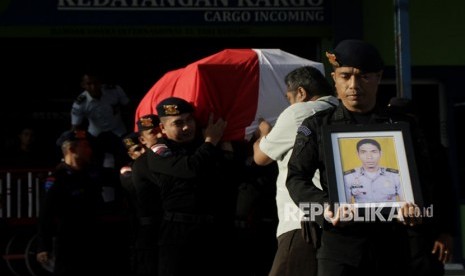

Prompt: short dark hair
xmin=284 ymin=66 xmax=334 ymax=98
xmin=356 ymin=138 xmax=381 ymax=151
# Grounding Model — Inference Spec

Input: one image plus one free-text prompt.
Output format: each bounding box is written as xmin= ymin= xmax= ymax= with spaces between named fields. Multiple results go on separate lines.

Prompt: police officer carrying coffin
xmin=344 ymin=138 xmax=402 ymax=203
xmin=131 ymin=114 xmax=163 ymax=276
xmin=145 ymin=97 xmax=237 ymax=276
xmin=120 ymin=132 xmax=145 ymax=205
xmin=120 ymin=132 xmax=145 ymax=274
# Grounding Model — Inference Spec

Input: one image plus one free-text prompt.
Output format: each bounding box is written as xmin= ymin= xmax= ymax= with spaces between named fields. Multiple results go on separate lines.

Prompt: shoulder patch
xmin=297 ymin=125 xmax=312 ymax=136
xmin=344 ymin=169 xmax=356 ymax=175
xmin=44 ymin=177 xmax=56 ymax=192
xmin=74 ymin=94 xmax=86 ymax=104
xmin=151 ymin=144 xmax=172 ymax=157
xmin=386 ymin=168 xmax=399 ymax=174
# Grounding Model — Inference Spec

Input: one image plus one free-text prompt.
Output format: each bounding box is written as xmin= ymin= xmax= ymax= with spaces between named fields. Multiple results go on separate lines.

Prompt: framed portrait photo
xmin=322 ymin=122 xmax=423 ymax=211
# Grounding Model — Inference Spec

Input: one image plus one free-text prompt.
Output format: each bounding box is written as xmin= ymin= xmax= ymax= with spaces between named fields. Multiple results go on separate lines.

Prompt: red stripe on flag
xmin=135 ymin=49 xmax=259 ymax=141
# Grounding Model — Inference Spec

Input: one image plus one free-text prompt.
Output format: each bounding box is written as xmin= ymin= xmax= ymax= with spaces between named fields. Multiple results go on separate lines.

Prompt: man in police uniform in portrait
xmin=343 ymin=138 xmax=402 ymax=203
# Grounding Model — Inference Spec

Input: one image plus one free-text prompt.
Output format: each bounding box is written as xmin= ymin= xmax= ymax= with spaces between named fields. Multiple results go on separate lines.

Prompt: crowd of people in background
xmin=0 ymin=39 xmax=458 ymax=276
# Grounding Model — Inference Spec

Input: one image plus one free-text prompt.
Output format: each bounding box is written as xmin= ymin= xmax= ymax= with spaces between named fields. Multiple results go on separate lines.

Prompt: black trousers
xmin=269 ymin=229 xmax=317 ymax=276
xmin=317 ymin=224 xmax=411 ymax=276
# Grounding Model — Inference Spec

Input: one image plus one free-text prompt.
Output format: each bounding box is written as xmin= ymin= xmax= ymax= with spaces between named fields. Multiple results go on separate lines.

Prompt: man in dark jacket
xmin=36 ymin=130 xmax=105 ymax=276
xmin=286 ymin=39 xmax=455 ymax=276
xmin=131 ymin=114 xmax=163 ymax=276
xmin=146 ymin=97 xmax=237 ymax=276
xmin=120 ymin=131 xmax=147 ymax=275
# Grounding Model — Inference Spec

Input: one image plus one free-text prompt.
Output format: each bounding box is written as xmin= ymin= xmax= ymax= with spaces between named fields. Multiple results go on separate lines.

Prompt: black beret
xmin=156 ymin=97 xmax=194 ymax=117
xmin=122 ymin=132 xmax=140 ymax=150
xmin=136 ymin=114 xmax=160 ymax=132
xmin=326 ymin=39 xmax=384 ymax=72
xmin=56 ymin=129 xmax=89 ymax=147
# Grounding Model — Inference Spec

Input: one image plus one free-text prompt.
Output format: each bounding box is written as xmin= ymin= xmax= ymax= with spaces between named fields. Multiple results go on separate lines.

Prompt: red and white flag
xmin=135 ymin=49 xmax=324 ymax=141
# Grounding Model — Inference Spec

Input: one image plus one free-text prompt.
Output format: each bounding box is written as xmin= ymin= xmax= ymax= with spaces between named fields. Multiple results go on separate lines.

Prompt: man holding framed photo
xmin=286 ymin=39 xmax=456 ymax=276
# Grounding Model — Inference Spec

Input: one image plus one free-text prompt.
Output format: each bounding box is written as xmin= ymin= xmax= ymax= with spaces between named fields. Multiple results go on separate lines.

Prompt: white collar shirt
xmin=71 ymin=84 xmax=129 ymax=137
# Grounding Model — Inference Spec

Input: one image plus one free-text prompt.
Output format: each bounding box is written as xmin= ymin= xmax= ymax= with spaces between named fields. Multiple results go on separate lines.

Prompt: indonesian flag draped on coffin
xmin=135 ymin=48 xmax=324 ymax=141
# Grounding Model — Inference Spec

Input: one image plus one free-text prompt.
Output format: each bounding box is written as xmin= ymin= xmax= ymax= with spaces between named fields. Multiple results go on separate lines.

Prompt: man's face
xmin=81 ymin=75 xmax=102 ymax=99
xmin=332 ymin=67 xmax=382 ymax=113
xmin=160 ymin=113 xmax=196 ymax=143
xmin=128 ymin=144 xmax=145 ymax=160
xmin=139 ymin=127 xmax=162 ymax=148
xmin=357 ymin=143 xmax=381 ymax=171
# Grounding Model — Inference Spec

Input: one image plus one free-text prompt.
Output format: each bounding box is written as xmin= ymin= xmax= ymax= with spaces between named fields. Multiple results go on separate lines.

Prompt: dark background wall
xmin=0 ymin=36 xmax=320 ymax=164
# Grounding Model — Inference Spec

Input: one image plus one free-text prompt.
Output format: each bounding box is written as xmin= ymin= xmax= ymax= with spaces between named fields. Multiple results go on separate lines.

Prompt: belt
xmin=163 ymin=211 xmax=214 ymax=224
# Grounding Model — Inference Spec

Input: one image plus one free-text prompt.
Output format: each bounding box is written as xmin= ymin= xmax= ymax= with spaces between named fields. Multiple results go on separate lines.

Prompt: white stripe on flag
xmin=245 ymin=49 xmax=325 ymax=139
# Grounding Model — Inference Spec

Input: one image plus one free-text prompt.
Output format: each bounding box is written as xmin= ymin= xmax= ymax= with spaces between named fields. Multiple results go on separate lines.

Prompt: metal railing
xmin=0 ymin=169 xmax=51 ymax=221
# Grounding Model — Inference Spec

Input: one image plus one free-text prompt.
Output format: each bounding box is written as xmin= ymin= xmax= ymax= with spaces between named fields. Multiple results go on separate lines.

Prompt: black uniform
xmin=146 ymin=137 xmax=237 ymax=276
xmin=120 ymin=161 xmax=142 ymax=275
xmin=286 ymin=103 xmax=456 ymax=276
xmin=36 ymin=162 xmax=105 ymax=276
xmin=131 ymin=152 xmax=162 ymax=276
xmin=120 ymin=161 xmax=138 ymax=215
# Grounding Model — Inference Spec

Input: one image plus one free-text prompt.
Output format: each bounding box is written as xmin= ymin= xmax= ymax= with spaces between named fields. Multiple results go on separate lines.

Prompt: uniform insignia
xmin=75 ymin=94 xmax=86 ymax=104
xmin=151 ymin=144 xmax=172 ymax=157
xmin=123 ymin=138 xmax=136 ymax=148
xmin=344 ymin=169 xmax=355 ymax=175
xmin=140 ymin=117 xmax=155 ymax=128
xmin=326 ymin=52 xmax=340 ymax=67
xmin=120 ymin=166 xmax=132 ymax=175
xmin=163 ymin=104 xmax=180 ymax=115
xmin=44 ymin=177 xmax=56 ymax=192
xmin=297 ymin=125 xmax=312 ymax=136
xmin=386 ymin=168 xmax=399 ymax=174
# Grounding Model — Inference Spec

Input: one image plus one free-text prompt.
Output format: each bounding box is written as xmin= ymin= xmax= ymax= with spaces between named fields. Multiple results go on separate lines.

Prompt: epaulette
xmin=74 ymin=94 xmax=86 ymax=104
xmin=386 ymin=168 xmax=399 ymax=174
xmin=344 ymin=169 xmax=356 ymax=175
xmin=44 ymin=176 xmax=56 ymax=192
xmin=151 ymin=143 xmax=172 ymax=157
